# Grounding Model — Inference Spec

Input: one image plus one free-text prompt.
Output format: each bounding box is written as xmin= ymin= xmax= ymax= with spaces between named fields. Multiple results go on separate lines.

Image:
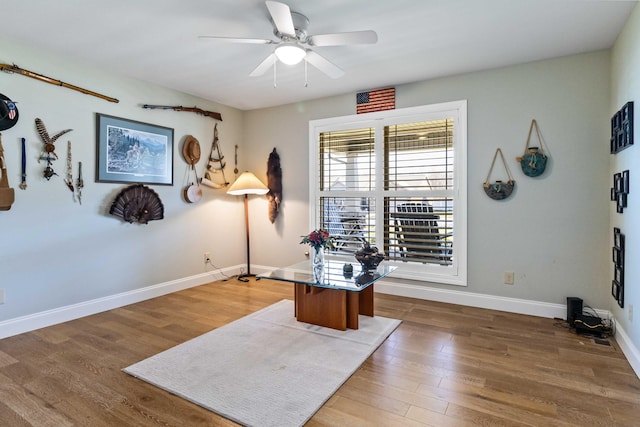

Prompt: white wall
xmin=611 ymin=4 xmax=640 ymax=368
xmin=0 ymin=39 xmax=247 ymax=323
xmin=245 ymin=51 xmax=612 ymax=309
xmin=0 ymin=39 xmax=618 ymax=340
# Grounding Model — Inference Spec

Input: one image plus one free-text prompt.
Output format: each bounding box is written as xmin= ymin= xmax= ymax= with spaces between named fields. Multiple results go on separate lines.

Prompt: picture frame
xmin=617 ymin=193 xmax=627 ymax=212
xmin=618 ymin=286 xmax=624 ymax=308
xmin=612 ymin=280 xmax=620 ymax=300
xmin=618 ymin=284 xmax=625 ymax=308
xmin=612 ymin=227 xmax=626 ymax=308
xmin=614 ymin=173 xmax=623 ymax=192
xmin=96 ymin=113 xmax=174 ymax=185
xmin=615 ymin=265 xmax=624 ymax=286
xmin=612 ymin=171 xmax=630 ymax=213
xmin=612 ymin=246 xmax=623 ymax=266
xmin=614 ymin=228 xmax=625 ymax=249
xmin=611 ymin=101 xmax=634 ymax=154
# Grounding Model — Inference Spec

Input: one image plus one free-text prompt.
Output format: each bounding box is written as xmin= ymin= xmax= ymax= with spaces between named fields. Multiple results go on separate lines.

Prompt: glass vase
xmin=312 ymin=246 xmax=324 ymax=283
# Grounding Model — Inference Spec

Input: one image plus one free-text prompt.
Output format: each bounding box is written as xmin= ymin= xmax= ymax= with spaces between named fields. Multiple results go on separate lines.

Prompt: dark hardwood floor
xmin=0 ymin=278 xmax=639 ymax=426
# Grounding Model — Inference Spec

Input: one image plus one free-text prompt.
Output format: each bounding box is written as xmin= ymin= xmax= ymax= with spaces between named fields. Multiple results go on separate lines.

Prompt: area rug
xmin=123 ymin=299 xmax=401 ymax=427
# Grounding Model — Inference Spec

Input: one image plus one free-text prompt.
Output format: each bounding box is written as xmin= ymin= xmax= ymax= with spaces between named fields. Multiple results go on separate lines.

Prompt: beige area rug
xmin=123 ymin=299 xmax=401 ymax=427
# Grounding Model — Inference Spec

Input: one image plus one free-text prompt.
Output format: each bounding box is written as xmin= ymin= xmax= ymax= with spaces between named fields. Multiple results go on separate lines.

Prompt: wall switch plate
xmin=504 ymin=271 xmax=514 ymax=285
xmin=0 ymin=289 xmax=4 ymax=304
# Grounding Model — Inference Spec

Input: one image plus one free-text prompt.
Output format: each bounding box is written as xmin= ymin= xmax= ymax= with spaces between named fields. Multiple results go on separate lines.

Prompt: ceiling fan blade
xmin=265 ymin=1 xmax=296 ymax=37
xmin=249 ymin=53 xmax=277 ymax=77
xmin=198 ymin=36 xmax=274 ymax=44
xmin=305 ymin=51 xmax=344 ymax=79
xmin=309 ymin=30 xmax=378 ymax=47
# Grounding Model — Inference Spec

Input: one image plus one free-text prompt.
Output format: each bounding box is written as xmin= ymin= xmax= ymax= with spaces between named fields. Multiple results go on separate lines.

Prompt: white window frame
xmin=309 ymin=101 xmax=467 ymax=286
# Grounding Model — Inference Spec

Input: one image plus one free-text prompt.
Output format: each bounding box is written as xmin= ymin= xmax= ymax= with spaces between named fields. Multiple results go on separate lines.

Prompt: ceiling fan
xmin=199 ymin=1 xmax=378 ymax=79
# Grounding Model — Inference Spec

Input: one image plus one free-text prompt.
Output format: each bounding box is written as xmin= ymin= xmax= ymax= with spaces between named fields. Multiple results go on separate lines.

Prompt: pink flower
xmin=300 ymin=229 xmax=335 ymax=250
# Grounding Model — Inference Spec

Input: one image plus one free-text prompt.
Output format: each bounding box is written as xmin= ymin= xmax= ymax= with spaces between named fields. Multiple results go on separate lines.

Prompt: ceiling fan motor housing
xmin=273 ymin=11 xmax=309 ymax=42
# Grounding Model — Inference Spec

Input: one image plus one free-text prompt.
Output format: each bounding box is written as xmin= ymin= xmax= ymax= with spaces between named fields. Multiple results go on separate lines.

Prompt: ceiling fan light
xmin=275 ymin=43 xmax=306 ymax=65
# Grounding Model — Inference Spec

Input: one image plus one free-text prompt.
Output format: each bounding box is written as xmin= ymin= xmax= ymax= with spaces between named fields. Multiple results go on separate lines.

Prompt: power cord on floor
xmin=205 ymin=259 xmax=236 ymax=281
xmin=582 ymin=304 xmax=614 ymax=337
xmin=553 ymin=312 xmax=614 ymax=338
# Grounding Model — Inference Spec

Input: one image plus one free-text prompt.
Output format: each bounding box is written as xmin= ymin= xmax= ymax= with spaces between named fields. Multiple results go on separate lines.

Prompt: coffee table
xmin=258 ymin=260 xmax=396 ymax=331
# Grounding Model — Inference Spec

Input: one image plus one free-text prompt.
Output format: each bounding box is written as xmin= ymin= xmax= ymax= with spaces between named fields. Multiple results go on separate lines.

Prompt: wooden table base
xmin=294 ymin=283 xmax=374 ymax=330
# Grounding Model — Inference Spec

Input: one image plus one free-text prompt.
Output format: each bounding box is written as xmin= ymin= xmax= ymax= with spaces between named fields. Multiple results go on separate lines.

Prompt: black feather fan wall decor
xmin=267 ymin=148 xmax=282 ymax=223
xmin=109 ymin=184 xmax=164 ymax=224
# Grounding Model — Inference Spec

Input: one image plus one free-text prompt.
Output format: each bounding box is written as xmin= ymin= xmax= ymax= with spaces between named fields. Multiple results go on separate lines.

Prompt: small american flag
xmin=356 ymin=87 xmax=395 ymax=114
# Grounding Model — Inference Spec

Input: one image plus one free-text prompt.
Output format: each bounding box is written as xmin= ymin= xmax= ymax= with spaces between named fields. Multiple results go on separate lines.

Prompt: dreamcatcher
xmin=35 ymin=117 xmax=72 ymax=180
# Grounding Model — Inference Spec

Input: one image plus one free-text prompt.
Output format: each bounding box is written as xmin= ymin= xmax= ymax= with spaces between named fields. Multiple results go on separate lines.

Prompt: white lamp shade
xmin=227 ymin=171 xmax=269 ymax=195
xmin=275 ymin=43 xmax=306 ymax=65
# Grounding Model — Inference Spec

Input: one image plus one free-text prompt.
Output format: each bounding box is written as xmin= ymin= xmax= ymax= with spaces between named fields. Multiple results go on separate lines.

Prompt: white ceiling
xmin=2 ymin=1 xmax=636 ymax=110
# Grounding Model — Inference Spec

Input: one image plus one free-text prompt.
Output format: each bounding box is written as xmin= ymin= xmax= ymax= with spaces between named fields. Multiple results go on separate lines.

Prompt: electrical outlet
xmin=204 ymin=252 xmax=211 ymax=264
xmin=504 ymin=271 xmax=514 ymax=285
xmin=629 ymin=304 xmax=634 ymax=322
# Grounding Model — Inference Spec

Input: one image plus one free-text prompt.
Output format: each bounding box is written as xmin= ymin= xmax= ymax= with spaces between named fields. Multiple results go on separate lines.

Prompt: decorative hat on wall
xmin=182 ymin=135 xmax=201 ymax=166
xmin=0 ymin=94 xmax=19 ymax=131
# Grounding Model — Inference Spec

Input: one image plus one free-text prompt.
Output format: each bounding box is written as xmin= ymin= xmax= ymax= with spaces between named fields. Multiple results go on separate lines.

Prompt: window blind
xmin=383 ymin=119 xmax=454 ymax=266
xmin=319 ymin=128 xmax=374 ymax=192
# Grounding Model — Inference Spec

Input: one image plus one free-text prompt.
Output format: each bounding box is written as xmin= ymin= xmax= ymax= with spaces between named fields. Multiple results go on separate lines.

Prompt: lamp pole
xmin=240 ymin=193 xmax=252 ymax=281
xmin=227 ymin=171 xmax=269 ymax=282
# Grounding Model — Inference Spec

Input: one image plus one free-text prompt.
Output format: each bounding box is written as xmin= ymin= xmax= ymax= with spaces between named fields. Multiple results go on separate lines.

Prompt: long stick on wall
xmin=0 ymin=63 xmax=119 ymax=103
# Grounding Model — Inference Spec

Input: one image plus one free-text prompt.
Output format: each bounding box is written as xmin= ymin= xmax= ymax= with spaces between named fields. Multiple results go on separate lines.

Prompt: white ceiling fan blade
xmin=250 ymin=53 xmax=277 ymax=77
xmin=265 ymin=1 xmax=296 ymax=37
xmin=199 ymin=36 xmax=274 ymax=44
xmin=305 ymin=51 xmax=344 ymax=79
xmin=309 ymin=30 xmax=378 ymax=46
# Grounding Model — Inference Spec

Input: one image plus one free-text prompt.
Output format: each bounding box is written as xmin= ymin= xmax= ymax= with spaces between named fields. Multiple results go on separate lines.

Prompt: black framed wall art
xmin=612 ymin=227 xmax=625 ymax=308
xmin=96 ymin=113 xmax=174 ymax=185
xmin=611 ymin=170 xmax=630 ymax=213
xmin=610 ymin=101 xmax=634 ymax=154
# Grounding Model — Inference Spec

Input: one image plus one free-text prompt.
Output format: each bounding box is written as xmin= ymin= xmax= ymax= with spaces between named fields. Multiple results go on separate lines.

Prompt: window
xmin=309 ymin=101 xmax=467 ymax=285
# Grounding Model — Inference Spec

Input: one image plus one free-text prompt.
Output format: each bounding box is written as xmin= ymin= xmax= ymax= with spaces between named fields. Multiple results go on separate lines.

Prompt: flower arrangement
xmin=300 ymin=228 xmax=335 ymax=251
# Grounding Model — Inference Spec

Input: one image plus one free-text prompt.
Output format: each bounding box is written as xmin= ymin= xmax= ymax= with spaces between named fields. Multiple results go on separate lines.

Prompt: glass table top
xmin=257 ymin=259 xmax=396 ymax=292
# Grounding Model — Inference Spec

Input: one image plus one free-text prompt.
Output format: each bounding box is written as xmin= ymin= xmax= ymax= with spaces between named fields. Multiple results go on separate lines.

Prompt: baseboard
xmin=375 ymin=279 xmax=571 ymax=318
xmin=613 ymin=320 xmax=640 ymax=379
xmin=0 ymin=266 xmax=241 ymax=340
xmin=376 ymin=280 xmax=612 ymax=320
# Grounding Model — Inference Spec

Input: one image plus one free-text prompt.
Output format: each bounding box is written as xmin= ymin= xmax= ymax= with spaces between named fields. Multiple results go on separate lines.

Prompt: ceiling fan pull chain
xmin=273 ymin=57 xmax=277 ymax=88
xmin=304 ymin=59 xmax=308 ymax=87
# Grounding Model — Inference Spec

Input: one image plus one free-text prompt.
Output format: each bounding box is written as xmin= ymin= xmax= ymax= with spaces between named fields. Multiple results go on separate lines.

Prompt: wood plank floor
xmin=1 ymin=278 xmax=639 ymax=426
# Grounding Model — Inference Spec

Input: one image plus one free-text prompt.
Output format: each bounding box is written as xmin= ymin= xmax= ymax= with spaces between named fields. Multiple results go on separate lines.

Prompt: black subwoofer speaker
xmin=566 ymin=297 xmax=583 ymax=325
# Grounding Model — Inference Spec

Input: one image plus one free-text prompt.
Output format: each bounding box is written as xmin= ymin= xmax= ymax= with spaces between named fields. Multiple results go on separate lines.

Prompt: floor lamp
xmin=227 ymin=171 xmax=269 ymax=282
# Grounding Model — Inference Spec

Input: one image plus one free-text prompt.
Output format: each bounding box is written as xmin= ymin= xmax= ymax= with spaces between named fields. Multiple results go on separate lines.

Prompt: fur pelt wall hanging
xmin=266 ymin=148 xmax=282 ymax=223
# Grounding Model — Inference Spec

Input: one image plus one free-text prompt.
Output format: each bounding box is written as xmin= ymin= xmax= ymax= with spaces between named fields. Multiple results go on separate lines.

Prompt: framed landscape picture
xmin=96 ymin=113 xmax=174 ymax=185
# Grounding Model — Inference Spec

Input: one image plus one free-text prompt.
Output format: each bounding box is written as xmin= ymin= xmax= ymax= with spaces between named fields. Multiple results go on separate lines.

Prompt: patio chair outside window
xmin=322 ymin=197 xmax=367 ymax=253
xmin=392 ymin=202 xmax=452 ymax=265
